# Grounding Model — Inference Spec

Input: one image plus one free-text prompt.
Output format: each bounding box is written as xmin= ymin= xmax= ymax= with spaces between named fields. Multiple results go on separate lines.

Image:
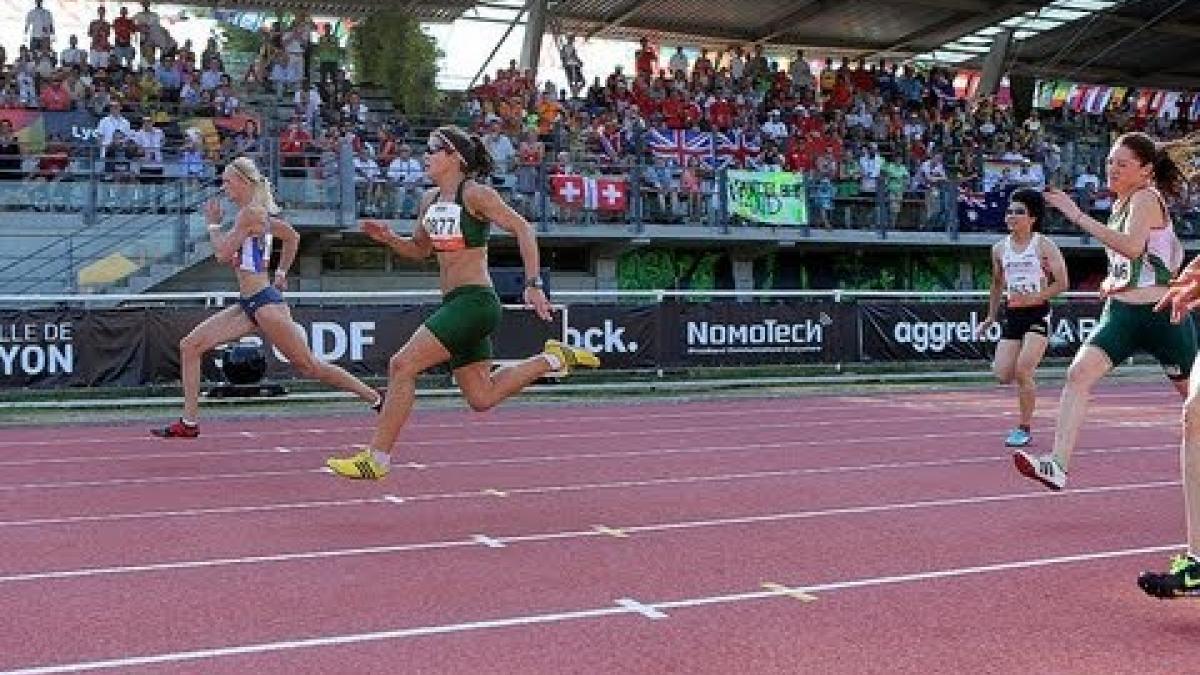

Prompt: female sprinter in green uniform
xmin=1014 ymin=132 xmax=1194 ymax=490
xmin=326 ymin=126 xmax=599 ymax=479
xmin=979 ymin=188 xmax=1068 ymax=448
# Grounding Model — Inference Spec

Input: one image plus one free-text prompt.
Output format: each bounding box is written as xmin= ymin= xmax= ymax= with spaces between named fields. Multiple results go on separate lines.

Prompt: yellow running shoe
xmin=326 ymin=448 xmax=390 ymax=480
xmin=544 ymin=339 xmax=600 ymax=374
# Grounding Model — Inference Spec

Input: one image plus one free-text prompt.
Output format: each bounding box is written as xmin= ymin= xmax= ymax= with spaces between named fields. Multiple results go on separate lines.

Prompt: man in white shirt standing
xmin=483 ymin=120 xmax=516 ymax=175
xmin=386 ymin=145 xmax=423 ymax=217
xmin=918 ymin=152 xmax=948 ymax=228
xmin=294 ymin=80 xmax=322 ymax=132
xmin=859 ymin=143 xmax=883 ymax=194
xmin=284 ymin=14 xmax=313 ymax=90
xmin=668 ymin=47 xmax=688 ymax=81
xmin=26 ymin=0 xmax=54 ymax=53
xmin=60 ymin=35 xmax=85 ymax=68
xmin=133 ymin=116 xmax=164 ymax=206
xmin=96 ymin=101 xmax=132 ymax=158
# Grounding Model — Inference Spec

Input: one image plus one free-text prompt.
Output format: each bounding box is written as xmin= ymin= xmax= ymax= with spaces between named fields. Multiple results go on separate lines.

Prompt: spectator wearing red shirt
xmin=661 ymin=91 xmax=686 ymax=130
xmin=112 ymin=7 xmax=137 ymax=69
xmin=692 ymin=49 xmax=713 ymax=81
xmin=634 ymin=37 xmax=657 ymax=80
xmin=39 ymin=74 xmax=72 ymax=111
xmin=36 ymin=141 xmax=69 ymax=180
xmin=708 ymin=96 xmax=735 ymax=131
xmin=851 ymin=58 xmax=876 ymax=94
xmin=784 ymin=141 xmax=813 ymax=174
xmin=683 ymin=95 xmax=703 ymax=129
xmin=87 ymin=6 xmax=111 ymax=69
xmin=829 ymin=73 xmax=854 ymax=111
xmin=280 ymin=116 xmax=312 ymax=181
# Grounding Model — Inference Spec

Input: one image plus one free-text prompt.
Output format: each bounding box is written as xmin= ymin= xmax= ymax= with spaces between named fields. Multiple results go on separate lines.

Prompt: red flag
xmin=549 ymin=175 xmax=585 ymax=207
xmin=594 ymin=177 xmax=628 ymax=212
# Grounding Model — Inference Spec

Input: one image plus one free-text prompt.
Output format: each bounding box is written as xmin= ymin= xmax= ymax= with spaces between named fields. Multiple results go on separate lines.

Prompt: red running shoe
xmin=151 ymin=419 xmax=199 ymax=438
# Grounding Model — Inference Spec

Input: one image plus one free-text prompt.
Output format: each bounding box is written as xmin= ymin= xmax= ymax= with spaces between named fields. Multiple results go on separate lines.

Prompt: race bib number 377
xmin=423 ymin=202 xmax=466 ymax=252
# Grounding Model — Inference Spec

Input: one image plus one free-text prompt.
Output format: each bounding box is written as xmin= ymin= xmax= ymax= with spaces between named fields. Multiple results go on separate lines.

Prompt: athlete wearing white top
xmin=982 ymin=189 xmax=1069 ymax=450
xmin=238 ymin=211 xmax=272 ymax=274
xmin=1102 ymin=186 xmax=1182 ymax=295
xmin=152 ymin=156 xmax=382 ymax=439
xmin=1028 ymin=132 xmax=1196 ymax=495
xmin=1002 ymin=232 xmax=1047 ymax=298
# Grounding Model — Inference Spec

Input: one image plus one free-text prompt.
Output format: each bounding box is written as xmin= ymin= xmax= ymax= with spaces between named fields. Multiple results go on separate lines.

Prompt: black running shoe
xmin=1138 ymin=554 xmax=1200 ymax=599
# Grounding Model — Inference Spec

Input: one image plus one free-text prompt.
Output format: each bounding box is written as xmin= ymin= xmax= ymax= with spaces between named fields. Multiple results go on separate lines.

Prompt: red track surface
xmin=1 ymin=384 xmax=1197 ymax=674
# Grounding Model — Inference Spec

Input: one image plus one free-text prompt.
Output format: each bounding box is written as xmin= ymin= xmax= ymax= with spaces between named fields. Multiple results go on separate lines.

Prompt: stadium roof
xmin=545 ymin=0 xmax=1198 ymax=89
xmin=202 ymin=0 xmax=1198 ymax=89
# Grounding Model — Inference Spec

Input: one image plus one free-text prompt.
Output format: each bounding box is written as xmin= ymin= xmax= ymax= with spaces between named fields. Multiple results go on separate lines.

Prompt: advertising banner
xmin=860 ymin=301 xmax=1104 ymax=361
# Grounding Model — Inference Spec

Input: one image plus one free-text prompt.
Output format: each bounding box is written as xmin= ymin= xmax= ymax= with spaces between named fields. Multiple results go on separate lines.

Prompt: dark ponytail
xmin=436 ymin=125 xmax=495 ymax=178
xmin=1117 ymin=132 xmax=1185 ymax=202
xmin=468 ymin=134 xmax=495 ymax=177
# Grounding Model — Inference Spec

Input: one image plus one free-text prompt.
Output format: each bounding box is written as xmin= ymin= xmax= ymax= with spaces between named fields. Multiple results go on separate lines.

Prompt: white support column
xmin=519 ymin=0 xmax=548 ymax=78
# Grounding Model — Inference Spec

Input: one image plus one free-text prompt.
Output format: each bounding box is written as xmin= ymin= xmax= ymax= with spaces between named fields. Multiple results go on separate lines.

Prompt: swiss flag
xmin=593 ymin=177 xmax=627 ymax=212
xmin=550 ymin=175 xmax=585 ymax=207
xmin=552 ymin=175 xmax=627 ymax=212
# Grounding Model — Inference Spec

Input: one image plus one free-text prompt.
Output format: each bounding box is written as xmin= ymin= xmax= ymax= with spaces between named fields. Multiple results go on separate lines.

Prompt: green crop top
xmin=422 ymin=180 xmax=490 ymax=252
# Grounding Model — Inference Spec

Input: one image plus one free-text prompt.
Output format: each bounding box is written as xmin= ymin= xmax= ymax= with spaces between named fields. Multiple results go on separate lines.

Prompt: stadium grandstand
xmin=5 ymin=2 xmax=1200 ymax=673
xmin=0 ymin=0 xmax=1194 ymax=299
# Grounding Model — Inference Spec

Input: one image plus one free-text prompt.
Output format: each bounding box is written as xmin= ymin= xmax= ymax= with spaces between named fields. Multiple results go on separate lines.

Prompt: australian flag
xmin=957 ymin=187 xmax=1007 ymax=230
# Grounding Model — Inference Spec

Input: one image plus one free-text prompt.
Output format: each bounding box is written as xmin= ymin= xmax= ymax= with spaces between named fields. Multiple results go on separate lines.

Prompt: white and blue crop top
xmin=237 ymin=212 xmax=273 ymax=274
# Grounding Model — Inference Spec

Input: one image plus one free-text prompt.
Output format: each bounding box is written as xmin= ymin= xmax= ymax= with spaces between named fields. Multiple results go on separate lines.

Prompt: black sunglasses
xmin=1006 ymin=205 xmax=1028 ymax=215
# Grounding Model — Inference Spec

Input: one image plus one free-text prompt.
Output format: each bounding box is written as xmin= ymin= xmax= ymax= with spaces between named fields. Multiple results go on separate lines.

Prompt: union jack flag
xmin=713 ymin=129 xmax=762 ymax=168
xmin=645 ymin=129 xmax=712 ymax=167
xmin=598 ymin=127 xmax=625 ymax=160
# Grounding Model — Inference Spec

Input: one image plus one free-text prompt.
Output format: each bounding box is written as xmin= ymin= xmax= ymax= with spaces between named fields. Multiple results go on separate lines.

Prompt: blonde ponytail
xmin=228 ymin=155 xmax=282 ymax=215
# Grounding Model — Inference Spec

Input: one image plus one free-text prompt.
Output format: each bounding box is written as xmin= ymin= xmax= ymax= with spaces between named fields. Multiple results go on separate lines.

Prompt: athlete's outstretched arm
xmin=1045 ymin=188 xmax=1159 ymax=260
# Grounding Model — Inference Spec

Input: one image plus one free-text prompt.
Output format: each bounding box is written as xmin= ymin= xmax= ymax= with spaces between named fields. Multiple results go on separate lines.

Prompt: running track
xmin=0 ymin=384 xmax=1197 ymax=674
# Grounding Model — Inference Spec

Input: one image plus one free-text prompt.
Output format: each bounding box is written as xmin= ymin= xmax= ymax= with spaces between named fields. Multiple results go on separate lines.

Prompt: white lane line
xmin=0 ymin=542 xmax=1179 ymax=675
xmin=0 ymin=413 xmax=1174 ymax=474
xmin=0 ymin=443 xmax=1175 ymax=524
xmin=0 ymin=388 xmax=1167 ymax=451
xmin=0 ymin=469 xmax=326 ymax=492
xmin=760 ymin=582 xmax=817 ymax=603
xmin=471 ymin=534 xmax=506 ymax=549
xmin=0 ymin=480 xmax=1176 ymax=585
xmin=615 ymin=597 xmax=668 ymax=619
xmin=274 ymin=447 xmax=292 ymax=454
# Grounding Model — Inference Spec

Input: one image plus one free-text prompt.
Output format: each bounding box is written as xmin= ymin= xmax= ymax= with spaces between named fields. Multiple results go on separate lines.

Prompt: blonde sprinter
xmin=153 ymin=157 xmax=381 ymax=437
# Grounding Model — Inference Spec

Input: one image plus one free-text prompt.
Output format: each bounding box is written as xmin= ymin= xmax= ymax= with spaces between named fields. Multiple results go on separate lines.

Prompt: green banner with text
xmin=726 ymin=170 xmax=808 ymax=226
